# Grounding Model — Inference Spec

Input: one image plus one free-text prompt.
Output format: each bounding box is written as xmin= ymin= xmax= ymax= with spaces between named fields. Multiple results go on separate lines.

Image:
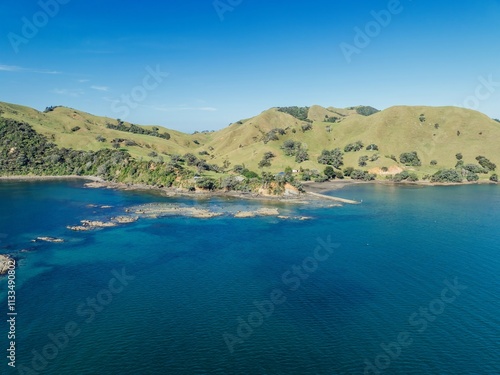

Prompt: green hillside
xmin=1 ymin=101 xmax=499 ymax=186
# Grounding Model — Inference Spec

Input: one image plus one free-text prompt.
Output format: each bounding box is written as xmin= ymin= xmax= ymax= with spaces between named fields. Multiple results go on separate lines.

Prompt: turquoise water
xmin=1 ymin=181 xmax=499 ymax=374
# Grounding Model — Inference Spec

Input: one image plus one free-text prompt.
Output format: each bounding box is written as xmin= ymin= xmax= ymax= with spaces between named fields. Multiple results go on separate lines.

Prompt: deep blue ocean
xmin=0 ymin=180 xmax=499 ymax=375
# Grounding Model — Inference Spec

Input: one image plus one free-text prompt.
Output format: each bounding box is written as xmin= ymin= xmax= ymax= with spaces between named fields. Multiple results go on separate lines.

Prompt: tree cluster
xmin=106 ymin=122 xmax=171 ymax=140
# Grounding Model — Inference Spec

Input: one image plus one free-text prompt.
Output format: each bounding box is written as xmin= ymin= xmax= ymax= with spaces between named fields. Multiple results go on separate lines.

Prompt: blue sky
xmin=1 ymin=0 xmax=500 ymax=132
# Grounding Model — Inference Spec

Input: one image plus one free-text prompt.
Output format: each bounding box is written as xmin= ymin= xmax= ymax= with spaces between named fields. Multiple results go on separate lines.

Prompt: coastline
xmin=302 ymin=178 xmax=497 ymax=192
xmin=0 ymin=175 xmax=312 ymax=203
xmin=0 ymin=175 xmax=103 ymax=182
xmin=1 ymin=175 xmax=497 ymax=204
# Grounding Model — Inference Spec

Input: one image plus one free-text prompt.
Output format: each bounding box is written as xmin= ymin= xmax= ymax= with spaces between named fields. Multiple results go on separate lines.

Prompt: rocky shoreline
xmin=83 ymin=179 xmax=315 ymax=204
xmin=8 ymin=173 xmax=491 ymax=205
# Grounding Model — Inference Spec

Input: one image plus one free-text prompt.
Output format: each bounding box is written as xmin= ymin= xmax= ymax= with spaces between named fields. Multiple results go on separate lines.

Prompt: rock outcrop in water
xmin=233 ymin=208 xmax=280 ymax=218
xmin=33 ymin=236 xmax=64 ymax=243
xmin=132 ymin=204 xmax=223 ymax=219
xmin=0 ymin=254 xmax=14 ymax=275
xmin=67 ymin=217 xmax=138 ymax=231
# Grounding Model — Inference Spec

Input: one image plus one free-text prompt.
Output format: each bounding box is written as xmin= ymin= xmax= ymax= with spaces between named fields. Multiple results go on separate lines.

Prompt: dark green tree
xmin=399 ymin=151 xmax=421 ymax=166
xmin=324 ymin=166 xmax=335 ymax=179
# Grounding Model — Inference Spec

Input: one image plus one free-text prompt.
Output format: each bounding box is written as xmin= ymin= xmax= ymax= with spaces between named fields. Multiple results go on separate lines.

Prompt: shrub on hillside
xmin=350 ymin=169 xmax=376 ymax=181
xmin=242 ymin=169 xmax=259 ymax=179
xmin=386 ymin=154 xmax=397 ymax=163
xmin=463 ymin=164 xmax=486 ymax=174
xmin=344 ymin=141 xmax=364 ymax=152
xmin=44 ymin=106 xmax=61 ymax=113
xmin=325 ymin=117 xmax=339 ymax=123
xmin=233 ymin=165 xmax=245 ymax=174
xmin=184 ymin=153 xmax=198 ymax=166
xmin=170 ymin=154 xmax=183 ymax=163
xmin=343 ymin=167 xmax=354 ymax=177
xmin=196 ymin=177 xmax=218 ymax=191
xmin=300 ymin=169 xmax=321 ymax=181
xmin=277 ymin=106 xmax=309 ymax=121
xmin=221 ymin=176 xmax=240 ymax=191
xmin=124 ymin=140 xmax=138 ymax=147
xmin=281 ymin=140 xmax=301 ymax=156
xmin=358 ymin=155 xmax=369 ymax=167
xmin=317 ymin=148 xmax=344 ymax=169
xmin=258 ymin=159 xmax=271 ymax=168
xmin=466 ymin=172 xmax=479 ymax=182
xmin=392 ymin=171 xmax=419 ymax=182
xmin=258 ymin=152 xmax=275 ymax=168
xmin=324 ymin=166 xmax=335 ymax=179
xmin=347 ymin=106 xmax=380 ymax=116
xmin=399 ymin=151 xmax=421 ymax=166
xmin=301 ymin=123 xmax=313 ymax=132
xmin=476 ymin=156 xmax=496 ymax=171
xmin=295 ymin=149 xmax=309 ymax=163
xmin=107 ymin=122 xmax=170 ymax=140
xmin=262 ymin=128 xmax=286 ymax=144
xmin=430 ymin=169 xmax=463 ymax=183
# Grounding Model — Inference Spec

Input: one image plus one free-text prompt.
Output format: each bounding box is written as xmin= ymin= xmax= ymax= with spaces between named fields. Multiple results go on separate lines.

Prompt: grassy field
xmin=1 ymin=101 xmax=499 ymax=180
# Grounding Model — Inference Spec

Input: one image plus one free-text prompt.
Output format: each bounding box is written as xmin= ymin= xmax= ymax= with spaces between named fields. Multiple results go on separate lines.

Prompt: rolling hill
xmin=0 ymin=101 xmax=499 ymax=183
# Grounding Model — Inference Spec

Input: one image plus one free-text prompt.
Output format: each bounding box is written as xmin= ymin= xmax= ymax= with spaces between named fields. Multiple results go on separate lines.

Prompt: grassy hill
xmin=1 ymin=101 xmax=499 ymax=183
xmin=0 ymin=102 xmax=196 ymax=160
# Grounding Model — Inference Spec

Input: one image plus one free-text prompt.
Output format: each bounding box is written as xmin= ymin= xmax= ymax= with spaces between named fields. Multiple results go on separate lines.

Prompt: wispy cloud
xmin=0 ymin=64 xmax=60 ymax=74
xmin=78 ymin=79 xmax=90 ymax=83
xmin=51 ymin=88 xmax=84 ymax=97
xmin=91 ymin=85 xmax=110 ymax=92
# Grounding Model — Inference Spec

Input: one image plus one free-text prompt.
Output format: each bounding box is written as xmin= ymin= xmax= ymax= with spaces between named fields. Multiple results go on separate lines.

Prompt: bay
xmin=0 ymin=181 xmax=499 ymax=374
